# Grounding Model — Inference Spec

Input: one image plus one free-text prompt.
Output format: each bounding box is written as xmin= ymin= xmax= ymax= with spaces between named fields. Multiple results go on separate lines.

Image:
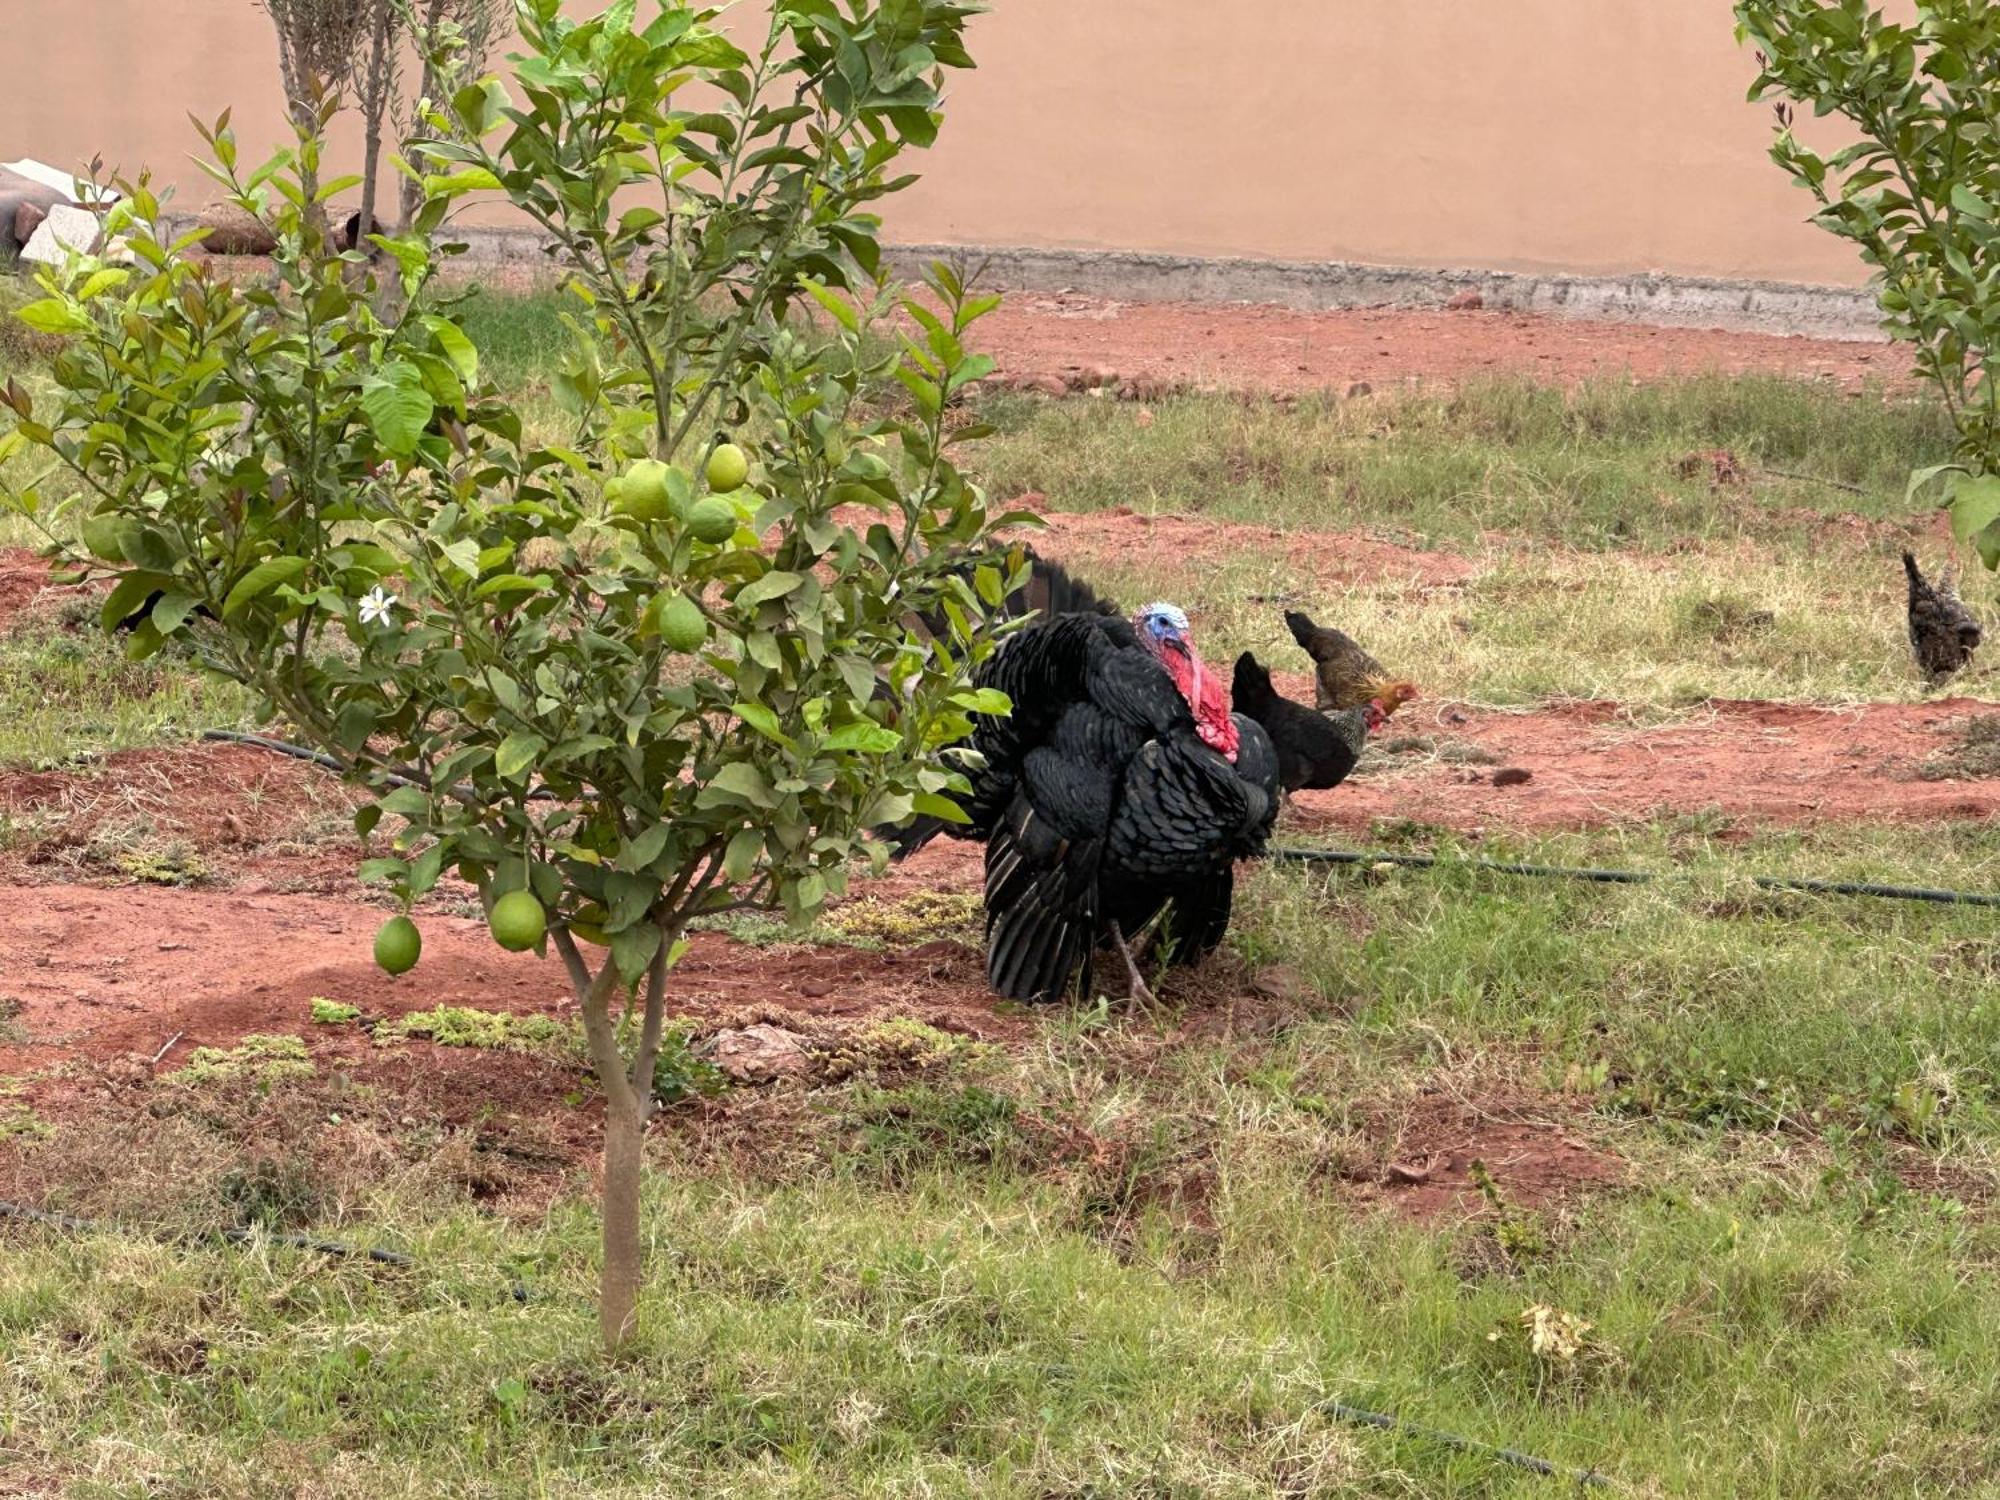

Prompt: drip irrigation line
xmin=1271 ymin=846 xmax=2000 ymax=909
xmin=1317 ymin=1400 xmax=1616 ymax=1488
xmin=202 ymin=730 xmax=560 ymax=802
xmin=0 ymin=1198 xmax=413 ymax=1266
xmin=0 ymin=1198 xmax=533 ymax=1302
xmin=210 ymin=729 xmax=1999 ymax=911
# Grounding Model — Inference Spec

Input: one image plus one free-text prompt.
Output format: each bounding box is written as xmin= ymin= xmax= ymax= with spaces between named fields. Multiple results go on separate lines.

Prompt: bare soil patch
xmin=3 ymin=742 xmax=359 ymax=878
xmin=1348 ymin=1088 xmax=1627 ymax=1222
xmin=1297 ymin=695 xmax=2000 ymax=834
xmin=0 ymin=547 xmax=67 ymax=632
xmin=973 ymin=294 xmax=1908 ymax=396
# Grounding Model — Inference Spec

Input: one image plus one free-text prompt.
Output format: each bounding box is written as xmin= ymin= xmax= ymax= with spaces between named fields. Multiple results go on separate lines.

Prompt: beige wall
xmin=0 ymin=0 xmax=1870 ymax=288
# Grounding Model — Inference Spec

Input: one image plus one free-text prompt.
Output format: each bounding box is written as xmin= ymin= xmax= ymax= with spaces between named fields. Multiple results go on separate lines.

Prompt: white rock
xmin=20 ymin=203 xmax=102 ymax=264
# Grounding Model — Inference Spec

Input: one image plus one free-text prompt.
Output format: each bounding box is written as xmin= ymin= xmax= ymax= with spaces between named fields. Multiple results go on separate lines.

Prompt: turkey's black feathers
xmin=911 ymin=608 xmax=1277 ymax=1002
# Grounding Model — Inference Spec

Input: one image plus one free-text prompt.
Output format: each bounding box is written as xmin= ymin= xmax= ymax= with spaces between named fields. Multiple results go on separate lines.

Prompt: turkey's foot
xmin=1107 ymin=920 xmax=1158 ymax=1011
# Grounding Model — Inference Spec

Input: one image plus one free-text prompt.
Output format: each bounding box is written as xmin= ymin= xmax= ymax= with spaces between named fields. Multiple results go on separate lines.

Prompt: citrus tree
xmin=1739 ymin=0 xmax=2000 ymax=561
xmin=0 ymin=0 xmax=1014 ymax=1352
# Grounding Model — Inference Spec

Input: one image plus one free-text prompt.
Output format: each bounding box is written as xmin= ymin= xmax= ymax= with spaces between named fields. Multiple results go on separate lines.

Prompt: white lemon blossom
xmin=357 ymin=586 xmax=398 ymax=628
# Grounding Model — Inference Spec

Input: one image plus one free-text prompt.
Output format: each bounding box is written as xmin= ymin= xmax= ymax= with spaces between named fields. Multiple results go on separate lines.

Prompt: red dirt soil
xmin=1350 ymin=1088 xmax=1628 ymax=1220
xmin=973 ymin=294 xmax=1908 ymax=395
xmin=0 ymin=547 xmax=63 ymax=628
xmin=1296 ymin=694 xmax=2000 ymax=834
xmin=203 ymin=251 xmax=1905 ymax=394
xmin=0 ymin=844 xmax=1013 ymax=1084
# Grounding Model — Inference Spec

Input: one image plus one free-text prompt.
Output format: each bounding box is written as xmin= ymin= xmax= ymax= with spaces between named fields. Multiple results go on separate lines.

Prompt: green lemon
xmin=685 ymin=496 xmax=738 ymax=546
xmin=704 ymin=441 xmax=749 ymax=494
xmin=374 ymin=915 xmax=422 ymax=975
xmin=616 ymin=459 xmax=675 ymax=522
xmin=655 ymin=593 xmax=708 ymax=653
xmin=489 ymin=890 xmax=547 ymax=952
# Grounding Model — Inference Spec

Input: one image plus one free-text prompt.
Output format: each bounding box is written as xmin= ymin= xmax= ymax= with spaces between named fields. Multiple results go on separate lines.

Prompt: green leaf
xmin=734 ymin=570 xmax=804 ymax=611
xmin=1949 ymin=475 xmax=2000 ymax=544
xmin=611 ymin=921 xmax=662 ymax=987
xmin=362 ymin=363 xmax=435 ymax=457
xmin=472 ymin=573 xmax=549 ymax=600
xmin=823 ymin=721 xmax=900 ymax=754
xmin=801 ymin=279 xmax=860 ymax=334
xmin=696 ymin=761 xmax=775 ymax=808
xmin=620 ymin=821 xmax=672 ymax=872
xmin=150 ymin=591 xmax=201 ymax=634
xmin=439 ymin=538 xmax=482 ymax=579
xmin=723 ymin=828 xmax=762 ymax=882
xmin=733 ymin=701 xmax=793 ymax=746
xmin=421 ymin=316 xmax=480 ymax=384
xmin=423 ymin=166 xmax=504 ymax=197
xmin=495 ymin=731 xmax=547 ymax=782
xmin=76 ymin=269 xmax=130 ymax=301
xmin=862 ymin=789 xmax=914 ymax=827
xmin=1909 ymin=462 xmax=1969 ymax=505
xmin=117 ymin=526 xmax=179 ymax=574
xmin=911 ymin=792 xmax=970 ymax=825
xmin=14 ymin=299 xmax=88 ymax=335
xmin=222 ymin=555 xmax=308 ymax=617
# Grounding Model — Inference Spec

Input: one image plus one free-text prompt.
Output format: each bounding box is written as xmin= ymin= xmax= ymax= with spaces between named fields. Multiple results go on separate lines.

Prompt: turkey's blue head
xmin=1134 ymin=602 xmax=1239 ymax=761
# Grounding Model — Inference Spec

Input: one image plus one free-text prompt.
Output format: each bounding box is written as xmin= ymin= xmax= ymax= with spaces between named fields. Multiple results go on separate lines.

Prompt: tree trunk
xmin=354 ymin=0 xmax=398 ymax=247
xmin=566 ymin=931 xmax=671 ymax=1355
xmin=598 ymin=1084 xmax=647 ymax=1351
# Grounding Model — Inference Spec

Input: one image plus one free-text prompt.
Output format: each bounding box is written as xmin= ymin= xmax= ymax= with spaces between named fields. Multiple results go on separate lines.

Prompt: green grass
xmin=4 ymin=1169 xmax=1994 ymax=1497
xmin=0 ymin=610 xmax=252 ymax=771
xmin=971 ymin=375 xmax=1957 ymax=551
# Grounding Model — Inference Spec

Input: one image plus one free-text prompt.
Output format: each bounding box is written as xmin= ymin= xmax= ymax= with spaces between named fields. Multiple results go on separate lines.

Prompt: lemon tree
xmin=1741 ymin=0 xmax=2000 ymax=559
xmin=1 ymin=0 xmax=1014 ymax=1354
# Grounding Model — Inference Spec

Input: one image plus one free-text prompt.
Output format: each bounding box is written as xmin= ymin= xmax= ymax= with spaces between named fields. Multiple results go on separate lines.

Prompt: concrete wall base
xmin=880 ymin=245 xmax=1887 ymax=342
xmin=158 ymin=219 xmax=1887 ymax=341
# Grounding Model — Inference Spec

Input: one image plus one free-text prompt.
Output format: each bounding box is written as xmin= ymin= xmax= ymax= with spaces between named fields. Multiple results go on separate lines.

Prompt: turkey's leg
xmin=1107 ymin=920 xmax=1158 ymax=1010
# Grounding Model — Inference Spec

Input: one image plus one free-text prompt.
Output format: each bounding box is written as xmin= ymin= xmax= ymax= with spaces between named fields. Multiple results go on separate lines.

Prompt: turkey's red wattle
xmin=1163 ymin=646 xmax=1240 ymax=762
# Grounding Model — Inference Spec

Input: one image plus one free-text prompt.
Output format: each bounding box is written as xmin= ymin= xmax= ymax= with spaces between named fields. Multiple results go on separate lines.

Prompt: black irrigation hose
xmin=0 ymin=1198 xmax=414 ymax=1267
xmin=202 ymin=730 xmax=560 ymax=802
xmin=208 ymin=729 xmax=2000 ymax=911
xmin=1272 ymin=846 xmax=2000 ymax=910
xmin=1318 ymin=1400 xmax=1615 ymax=1489
xmin=0 ymin=1198 xmax=533 ymax=1302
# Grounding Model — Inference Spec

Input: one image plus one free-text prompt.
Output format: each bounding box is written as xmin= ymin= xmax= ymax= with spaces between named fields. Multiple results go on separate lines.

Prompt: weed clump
xmin=176 ymin=1034 xmax=313 ymax=1085
xmin=375 ymin=1006 xmax=569 ymax=1053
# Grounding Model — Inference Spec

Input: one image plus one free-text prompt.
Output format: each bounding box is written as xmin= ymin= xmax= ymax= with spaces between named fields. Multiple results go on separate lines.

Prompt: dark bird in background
xmin=1286 ymin=609 xmax=1390 ymax=711
xmin=1904 ymin=551 xmax=1982 ymax=684
xmin=1232 ymin=651 xmax=1416 ymax=794
xmin=897 ymin=570 xmax=1279 ymax=1007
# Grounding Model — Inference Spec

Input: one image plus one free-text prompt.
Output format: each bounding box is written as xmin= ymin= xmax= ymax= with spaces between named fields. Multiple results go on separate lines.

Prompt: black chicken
xmin=898 ymin=581 xmax=1279 ymax=1006
xmin=1232 ymin=651 xmax=1415 ymax=793
xmin=1904 ymin=551 xmax=1982 ymax=685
